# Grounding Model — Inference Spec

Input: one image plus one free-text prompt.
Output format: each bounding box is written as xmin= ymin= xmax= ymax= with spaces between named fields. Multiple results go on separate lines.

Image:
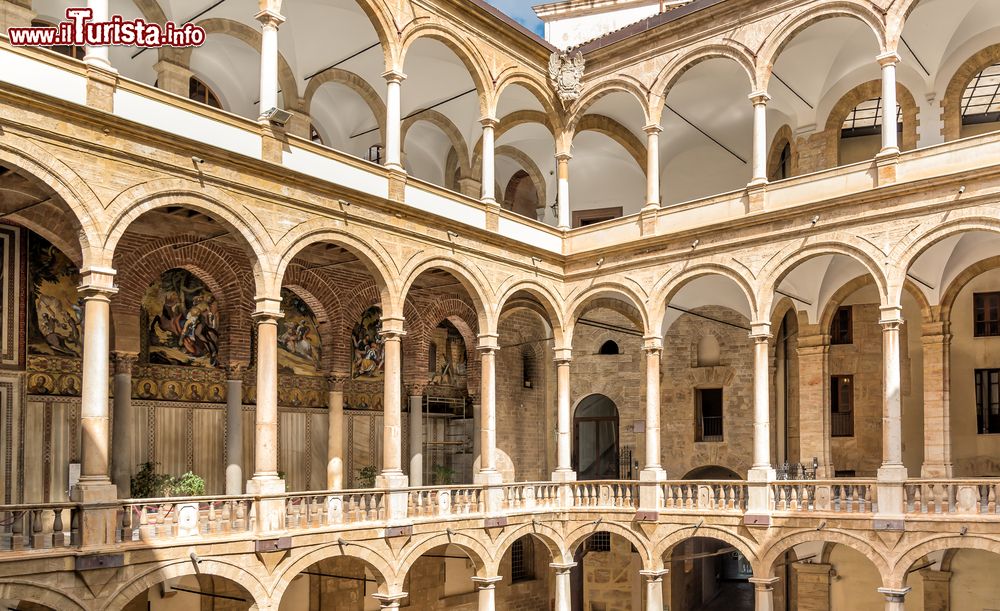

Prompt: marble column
xmin=111 ymin=352 xmax=137 ymax=498
xmin=408 ymin=385 xmax=424 ymax=487
xmin=82 ymin=0 xmax=112 ymax=70
xmin=640 ymin=337 xmax=665 ymax=509
xmin=750 ymin=577 xmax=780 ymax=611
xmin=921 ymin=320 xmax=953 ymax=477
xmin=477 ymin=334 xmax=500 ymax=481
xmin=383 ymin=71 xmax=406 ymax=171
xmin=551 ymin=563 xmax=576 ymax=611
xmin=878 ymin=587 xmax=910 ymax=611
xmin=750 ymin=91 xmax=771 ymax=185
xmin=77 ymin=273 xmax=117 ymax=492
xmin=555 ymin=153 xmax=571 ymax=230
xmin=552 ymin=348 xmax=575 ymax=480
xmin=378 ymin=317 xmax=408 ymax=490
xmin=250 ymin=309 xmax=281 ymax=483
xmin=225 ymin=364 xmax=245 ymax=496
xmin=326 ymin=375 xmax=347 ymax=490
xmin=644 ymin=125 xmax=662 ymax=209
xmin=878 ymin=52 xmax=902 ymax=155
xmin=481 ymin=117 xmax=499 ymax=206
xmin=255 ymin=7 xmax=285 ymax=120
xmin=878 ymin=306 xmax=908 ymax=517
xmin=640 ymin=570 xmax=668 ymax=611
xmin=473 ymin=576 xmax=501 ymax=611
xmin=749 ymin=324 xmax=775 ymax=515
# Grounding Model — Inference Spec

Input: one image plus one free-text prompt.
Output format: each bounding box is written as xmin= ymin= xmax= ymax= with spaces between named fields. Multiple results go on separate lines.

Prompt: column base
xmin=638 ymin=467 xmax=666 ymax=511
xmin=747 ymin=466 xmax=776 ymax=520
xmin=874 ymin=149 xmax=900 ymax=185
xmin=876 ymin=464 xmax=908 ymax=524
xmin=70 ymin=481 xmax=119 ymax=548
xmin=377 ymin=472 xmax=411 ymax=523
xmin=246 ymin=477 xmax=287 ymax=535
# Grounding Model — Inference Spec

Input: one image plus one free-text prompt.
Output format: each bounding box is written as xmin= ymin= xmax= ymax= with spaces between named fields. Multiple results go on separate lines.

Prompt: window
xmin=961 ymin=63 xmax=1000 ymax=126
xmin=510 ymin=537 xmax=534 ymax=582
xmin=586 ymin=532 xmax=611 ymax=552
xmin=188 ymin=77 xmax=222 ymax=109
xmin=598 ymin=340 xmax=620 ymax=355
xmin=696 ymin=389 xmax=723 ymax=442
xmin=841 ymin=97 xmax=902 ymax=139
xmin=830 ymin=306 xmax=853 ymax=345
xmin=975 ymin=369 xmax=1000 ymax=434
xmin=974 ymin=292 xmax=1000 ymax=337
xmin=521 ymin=347 xmax=537 ymax=388
xmin=31 ymin=20 xmax=84 ymax=60
xmin=770 ymin=141 xmax=792 ymax=181
xmin=572 ymin=206 xmax=623 ymax=228
xmin=830 ymin=376 xmax=854 ymax=437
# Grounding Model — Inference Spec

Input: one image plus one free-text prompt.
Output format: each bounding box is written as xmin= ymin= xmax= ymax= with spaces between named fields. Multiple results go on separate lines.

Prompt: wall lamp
xmin=262 ymin=107 xmax=293 ymax=128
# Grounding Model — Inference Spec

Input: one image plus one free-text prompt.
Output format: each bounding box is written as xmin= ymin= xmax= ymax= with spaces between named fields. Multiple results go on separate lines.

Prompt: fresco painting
xmin=142 ymin=269 xmax=220 ymax=367
xmin=352 ymin=305 xmax=385 ymax=380
xmin=27 ymin=235 xmax=83 ymax=358
xmin=277 ymin=288 xmax=322 ymax=375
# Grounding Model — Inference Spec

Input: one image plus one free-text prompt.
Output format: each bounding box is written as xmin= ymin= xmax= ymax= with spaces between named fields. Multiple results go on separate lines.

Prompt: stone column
xmin=921 ymin=320 xmax=953 ymax=477
xmin=878 ymin=306 xmax=908 ymax=519
xmin=552 ymin=348 xmax=575 ymax=481
xmin=407 ymin=385 xmax=424 ymax=487
xmin=878 ymin=587 xmax=910 ymax=611
xmin=476 ymin=334 xmax=500 ymax=480
xmin=750 ymin=577 xmax=780 ymax=611
xmin=749 ymin=91 xmax=771 ymax=186
xmin=327 ymin=375 xmax=347 ymax=490
xmin=551 ymin=562 xmax=576 ymax=611
xmin=82 ymin=0 xmax=112 ymax=70
xmin=644 ymin=125 xmax=662 ymax=209
xmin=383 ymin=71 xmax=406 ymax=171
xmin=640 ymin=337 xmax=666 ymax=509
xmin=555 ymin=153 xmax=571 ymax=230
xmin=640 ymin=570 xmax=668 ymax=611
xmin=473 ymin=576 xmax=501 ymax=611
xmin=246 ymin=300 xmax=284 ymax=534
xmin=255 ymin=7 xmax=285 ymax=120
xmin=153 ymin=58 xmax=192 ymax=97
xmin=878 ymin=52 xmax=902 ymax=155
xmin=749 ymin=324 xmax=776 ymax=517
xmin=377 ymin=316 xmax=408 ymax=504
xmin=111 ymin=352 xmax=137 ymax=498
xmin=226 ymin=364 xmax=245 ymax=496
xmin=797 ymin=333 xmax=833 ymax=477
xmin=792 ymin=563 xmax=831 ymax=611
xmin=481 ymin=117 xmax=499 ymax=206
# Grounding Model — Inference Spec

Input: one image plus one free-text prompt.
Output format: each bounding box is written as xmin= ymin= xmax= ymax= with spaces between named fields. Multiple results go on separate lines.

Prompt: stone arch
xmin=280 ymin=266 xmax=345 ymax=374
xmin=176 ymin=18 xmax=300 ymax=105
xmin=889 ymin=535 xmax=1000 ymax=588
xmin=472 ymin=110 xmax=555 ymax=172
xmin=105 ymin=558 xmax=271 ymax=611
xmin=417 ymin=297 xmax=481 ymax=382
xmin=939 ymin=255 xmax=1000 ymax=322
xmin=565 ymin=285 xmax=651 ymax=346
xmin=654 ymin=526 xmax=759 ymax=572
xmin=756 ymin=2 xmax=889 ymax=91
xmin=395 ymin=532 xmax=494 ymax=579
xmin=650 ymin=264 xmax=758 ymax=337
xmin=495 ymin=146 xmax=546 ymax=214
xmin=652 ymin=41 xmax=759 ymax=110
xmin=817 ymin=274 xmax=931 ymax=334
xmin=492 ymin=72 xmax=563 ymax=130
xmin=398 ymin=257 xmax=494 ymax=333
xmin=496 ymin=280 xmax=567 ymax=347
xmin=0 ymin=132 xmax=104 ymax=265
xmin=823 ymin=79 xmax=919 ymax=161
xmin=571 ymin=78 xmax=652 ymax=128
xmin=398 ymin=25 xmax=494 ymax=117
xmin=759 ymin=529 xmax=890 ymax=581
xmin=0 ymin=581 xmax=86 ymax=611
xmin=102 ymin=180 xmax=274 ymax=296
xmin=491 ymin=522 xmax=569 ymax=567
xmin=941 ymin=43 xmax=1000 ymax=141
xmin=757 ymin=241 xmax=891 ymax=321
xmin=565 ymin=522 xmax=655 ymax=570
xmin=304 ymin=67 xmax=388 ymax=146
xmin=269 ymin=540 xmax=396 ymax=602
xmin=401 ymin=109 xmax=472 ymax=180
xmin=573 ymin=114 xmax=648 ymax=176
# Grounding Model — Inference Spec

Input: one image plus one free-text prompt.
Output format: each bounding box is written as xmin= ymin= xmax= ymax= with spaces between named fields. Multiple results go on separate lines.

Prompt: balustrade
xmin=0 ymin=504 xmax=76 ymax=550
xmin=661 ymin=481 xmax=748 ymax=511
xmin=904 ymin=480 xmax=1000 ymax=515
xmin=770 ymin=480 xmax=877 ymax=513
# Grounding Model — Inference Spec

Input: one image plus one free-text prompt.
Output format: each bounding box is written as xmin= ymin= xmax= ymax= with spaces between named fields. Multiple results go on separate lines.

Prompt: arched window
xmin=188 ymin=77 xmax=222 ymax=109
xmin=960 ymin=62 xmax=1000 ymax=137
xmin=521 ymin=346 xmax=536 ymax=388
xmin=31 ymin=20 xmax=84 ymax=60
xmin=770 ymin=141 xmax=792 ymax=181
xmin=840 ymin=97 xmax=900 ymax=165
xmin=598 ymin=340 xmax=620 ymax=355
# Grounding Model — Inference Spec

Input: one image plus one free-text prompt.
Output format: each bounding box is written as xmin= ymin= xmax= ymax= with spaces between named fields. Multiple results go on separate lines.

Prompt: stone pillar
xmin=878 ymin=52 xmax=902 ymax=155
xmin=792 ymin=563 xmax=831 ymax=611
xmin=749 ymin=324 xmax=776 ymax=517
xmin=473 ymin=576 xmax=501 ymax=611
xmin=878 ymin=587 xmax=910 ymax=611
xmin=82 ymin=0 xmax=112 ymax=70
xmin=750 ymin=92 xmax=771 ymax=185
xmin=644 ymin=125 xmax=662 ymax=209
xmin=552 ymin=348 xmax=575 ymax=481
xmin=640 ymin=570 xmax=668 ymax=611
xmin=327 ymin=375 xmax=347 ymax=490
xmin=226 ymin=364 xmax=245 ymax=496
xmin=476 ymin=334 xmax=500 ymax=481
xmin=750 ymin=577 xmax=780 ymax=611
xmin=246 ymin=299 xmax=285 ymax=533
xmin=153 ymin=58 xmax=192 ymax=97
xmin=878 ymin=306 xmax=907 ymax=519
xmin=481 ymin=117 xmax=499 ymax=206
xmin=920 ymin=569 xmax=951 ymax=611
xmin=383 ymin=71 xmax=406 ymax=171
xmin=640 ymin=337 xmax=666 ymax=509
xmin=255 ymin=7 xmax=285 ymax=120
xmin=921 ymin=320 xmax=953 ymax=477
xmin=407 ymin=385 xmax=423 ymax=487
xmin=111 ymin=352 xmax=137 ymax=498
xmin=551 ymin=562 xmax=576 ymax=611
xmin=797 ymin=333 xmax=833 ymax=477
xmin=555 ymin=153 xmax=571 ymax=230
xmin=377 ymin=315 xmax=408 ymax=522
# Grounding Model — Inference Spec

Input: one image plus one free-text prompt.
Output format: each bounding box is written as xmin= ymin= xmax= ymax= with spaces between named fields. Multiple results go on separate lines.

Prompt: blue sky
xmin=486 ymin=0 xmax=545 ymax=35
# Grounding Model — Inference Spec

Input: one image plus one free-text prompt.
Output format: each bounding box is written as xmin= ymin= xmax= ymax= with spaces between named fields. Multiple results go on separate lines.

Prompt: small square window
xmin=830 ymin=376 xmax=854 ymax=437
xmin=830 ymin=306 xmax=853 ymax=345
xmin=975 ymin=369 xmax=1000 ymax=434
xmin=974 ymin=293 xmax=1000 ymax=337
xmin=696 ymin=389 xmax=723 ymax=442
xmin=586 ymin=532 xmax=611 ymax=552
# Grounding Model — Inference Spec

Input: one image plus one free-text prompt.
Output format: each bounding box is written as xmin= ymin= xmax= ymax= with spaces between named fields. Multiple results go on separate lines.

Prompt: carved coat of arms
xmin=549 ymin=51 xmax=585 ymax=105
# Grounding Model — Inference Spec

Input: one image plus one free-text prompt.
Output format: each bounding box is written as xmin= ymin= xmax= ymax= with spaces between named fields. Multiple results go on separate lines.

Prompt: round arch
xmin=398 ymin=256 xmax=494 ymax=333
xmin=572 ymin=114 xmax=648 ymax=176
xmin=570 ymin=78 xmax=652 ymax=128
xmin=890 ymin=535 xmax=1000 ymax=588
xmin=0 ymin=581 xmax=86 ymax=611
xmin=269 ymin=540 xmax=397 ymax=602
xmin=758 ymin=529 xmax=889 ymax=580
xmin=395 ymin=533 xmax=494 ymax=580
xmin=401 ymin=110 xmax=472 ymax=181
xmin=493 ymin=73 xmax=562 ymax=127
xmin=564 ymin=523 xmax=655 ymax=570
xmin=564 ymin=283 xmax=651 ymax=344
xmin=652 ymin=42 xmax=759 ymax=113
xmin=654 ymin=527 xmax=759 ymax=571
xmin=940 ymin=43 xmax=1000 ymax=141
xmin=490 ymin=522 xmax=569 ymax=567
xmin=105 ymin=559 xmax=270 ymax=611
xmin=304 ymin=66 xmax=388 ymax=146
xmin=398 ymin=25 xmax=493 ymax=116
xmin=650 ymin=264 xmax=758 ymax=336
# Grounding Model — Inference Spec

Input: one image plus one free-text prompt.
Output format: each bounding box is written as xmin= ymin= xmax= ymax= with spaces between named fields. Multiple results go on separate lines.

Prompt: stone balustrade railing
xmin=120 ymin=495 xmax=254 ymax=542
xmin=661 ymin=481 xmax=748 ymax=511
xmin=770 ymin=480 xmax=877 ymax=514
xmin=904 ymin=480 xmax=1000 ymax=515
xmin=0 ymin=503 xmax=77 ymax=550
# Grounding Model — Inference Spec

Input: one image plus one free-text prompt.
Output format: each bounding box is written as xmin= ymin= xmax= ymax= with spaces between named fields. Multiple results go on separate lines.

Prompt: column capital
xmin=327 ymin=374 xmax=350 ymax=392
xmin=877 ymin=51 xmax=902 ymax=68
xmin=254 ymin=9 xmax=286 ymax=28
xmin=382 ymin=70 xmax=407 ymax=84
xmin=553 ymin=347 xmax=573 ymax=363
xmin=555 ymin=152 xmax=573 ymax=162
xmin=550 ymin=561 xmax=577 ymax=573
xmin=749 ymin=91 xmax=771 ymax=105
xmin=380 ymin=315 xmax=406 ymax=336
xmin=78 ymin=267 xmax=117 ymax=297
xmin=749 ymin=322 xmax=771 ymax=338
xmin=480 ymin=116 xmax=499 ymax=129
xmin=749 ymin=576 xmax=781 ymax=589
xmin=877 ymin=586 xmax=911 ymax=601
xmin=879 ymin=305 xmax=904 ymax=328
xmin=406 ymin=383 xmax=427 ymax=397
xmin=253 ymin=296 xmax=283 ymax=321
xmin=477 ymin=333 xmax=500 ymax=352
xmin=472 ymin=576 xmax=503 ymax=588
xmin=226 ymin=362 xmax=248 ymax=380
xmin=642 ymin=335 xmax=663 ymax=352
xmin=643 ymin=124 xmax=663 ymax=136
xmin=639 ymin=569 xmax=670 ymax=579
xmin=111 ymin=352 xmax=138 ymax=375
xmin=372 ymin=592 xmax=408 ymax=607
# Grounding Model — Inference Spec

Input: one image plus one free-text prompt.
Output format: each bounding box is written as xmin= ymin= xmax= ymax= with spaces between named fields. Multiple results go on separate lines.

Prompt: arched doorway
xmin=573 ymin=394 xmax=620 ymax=480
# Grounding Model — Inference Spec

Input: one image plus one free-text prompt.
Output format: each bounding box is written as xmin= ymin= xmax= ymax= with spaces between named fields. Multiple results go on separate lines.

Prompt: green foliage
xmin=129 ymin=462 xmax=205 ymax=498
xmin=358 ymin=465 xmax=378 ymax=488
xmin=431 ymin=464 xmax=454 ymax=486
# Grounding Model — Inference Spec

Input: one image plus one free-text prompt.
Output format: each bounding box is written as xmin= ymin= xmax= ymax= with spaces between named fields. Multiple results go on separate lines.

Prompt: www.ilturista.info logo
xmin=8 ymin=8 xmax=206 ymax=48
